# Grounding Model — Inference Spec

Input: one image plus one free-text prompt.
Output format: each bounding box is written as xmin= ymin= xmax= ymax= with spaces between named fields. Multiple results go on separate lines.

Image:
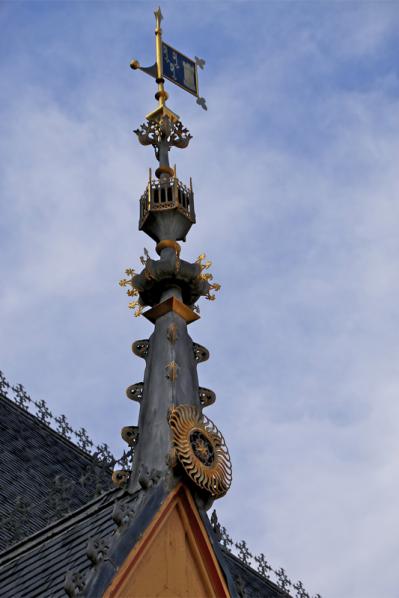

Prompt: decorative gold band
xmin=156 ymin=239 xmax=181 ymax=255
xmin=155 ymin=90 xmax=169 ymax=101
xmin=155 ymin=165 xmax=175 ymax=178
xmin=144 ymin=296 xmax=199 ymax=324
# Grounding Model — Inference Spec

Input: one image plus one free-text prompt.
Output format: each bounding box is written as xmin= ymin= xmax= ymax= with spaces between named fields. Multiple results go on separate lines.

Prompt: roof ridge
xmin=0 ymin=371 xmax=132 ymax=470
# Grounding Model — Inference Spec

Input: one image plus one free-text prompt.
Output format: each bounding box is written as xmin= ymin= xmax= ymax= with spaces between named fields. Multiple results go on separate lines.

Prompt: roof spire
xmin=115 ymin=9 xmax=231 ymax=507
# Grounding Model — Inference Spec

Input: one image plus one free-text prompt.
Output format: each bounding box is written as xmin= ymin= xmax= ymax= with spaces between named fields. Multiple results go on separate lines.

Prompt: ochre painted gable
xmin=105 ymin=484 xmax=229 ymax=598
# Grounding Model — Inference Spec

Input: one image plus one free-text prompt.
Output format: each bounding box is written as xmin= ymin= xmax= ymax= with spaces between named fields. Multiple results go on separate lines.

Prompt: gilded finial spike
xmin=154 ymin=6 xmax=163 ymax=24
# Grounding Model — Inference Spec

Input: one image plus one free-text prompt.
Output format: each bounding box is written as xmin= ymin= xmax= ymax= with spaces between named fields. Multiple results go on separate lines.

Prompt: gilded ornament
xmin=195 ymin=253 xmax=221 ymax=301
xmin=112 ymin=470 xmax=130 ymax=488
xmin=168 ymin=405 xmax=232 ymax=498
xmin=165 ymin=361 xmax=179 ymax=382
xmin=119 ymin=266 xmax=144 ymax=315
xmin=166 ymin=323 xmax=178 ymax=345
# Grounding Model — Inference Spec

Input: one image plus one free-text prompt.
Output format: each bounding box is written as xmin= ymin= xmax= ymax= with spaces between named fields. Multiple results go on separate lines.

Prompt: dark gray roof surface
xmin=0 ymin=478 xmax=288 ymax=598
xmin=223 ymin=550 xmax=290 ymax=598
xmin=0 ymin=392 xmax=293 ymax=598
xmin=0 ymin=488 xmax=122 ymax=598
xmin=0 ymin=393 xmax=112 ymax=551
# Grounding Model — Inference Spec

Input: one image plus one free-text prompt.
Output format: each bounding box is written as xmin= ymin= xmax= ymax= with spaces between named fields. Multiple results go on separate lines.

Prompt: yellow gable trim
xmin=104 ymin=484 xmax=230 ymax=598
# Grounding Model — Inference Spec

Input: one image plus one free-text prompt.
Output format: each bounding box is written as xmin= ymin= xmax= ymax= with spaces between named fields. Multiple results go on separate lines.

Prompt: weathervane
xmin=130 ymin=6 xmax=207 ymax=123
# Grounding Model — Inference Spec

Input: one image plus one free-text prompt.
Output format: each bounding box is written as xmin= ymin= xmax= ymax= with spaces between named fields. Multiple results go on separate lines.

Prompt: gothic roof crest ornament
xmin=0 ymin=371 xmax=10 ymax=397
xmin=134 ymin=117 xmax=192 ymax=158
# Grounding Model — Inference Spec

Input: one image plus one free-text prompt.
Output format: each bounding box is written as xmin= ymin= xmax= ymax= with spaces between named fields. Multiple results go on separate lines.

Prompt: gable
xmin=105 ymin=484 xmax=230 ymax=598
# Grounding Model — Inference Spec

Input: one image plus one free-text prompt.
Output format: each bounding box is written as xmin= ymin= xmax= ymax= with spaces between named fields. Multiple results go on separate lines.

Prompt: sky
xmin=1 ymin=1 xmax=399 ymax=596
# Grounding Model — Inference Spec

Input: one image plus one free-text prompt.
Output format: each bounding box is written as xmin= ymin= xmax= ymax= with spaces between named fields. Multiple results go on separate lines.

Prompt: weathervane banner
xmin=162 ymin=41 xmax=198 ymax=97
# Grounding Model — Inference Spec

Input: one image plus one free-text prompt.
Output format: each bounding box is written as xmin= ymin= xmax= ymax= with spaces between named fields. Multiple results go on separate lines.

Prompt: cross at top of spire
xmin=130 ymin=7 xmax=207 ymax=123
xmin=154 ymin=6 xmax=163 ymax=24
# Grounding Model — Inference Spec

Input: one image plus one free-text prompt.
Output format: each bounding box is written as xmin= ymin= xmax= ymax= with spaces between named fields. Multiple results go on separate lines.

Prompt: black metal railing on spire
xmin=139 ymin=175 xmax=195 ymax=230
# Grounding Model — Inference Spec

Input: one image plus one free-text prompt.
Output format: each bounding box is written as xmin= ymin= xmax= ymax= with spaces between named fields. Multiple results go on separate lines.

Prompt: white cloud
xmin=1 ymin=2 xmax=399 ymax=596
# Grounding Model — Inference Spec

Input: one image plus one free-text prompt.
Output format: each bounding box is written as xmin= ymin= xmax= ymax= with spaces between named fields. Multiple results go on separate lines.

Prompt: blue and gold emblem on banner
xmin=130 ymin=7 xmax=207 ymax=115
xmin=162 ymin=42 xmax=198 ymax=97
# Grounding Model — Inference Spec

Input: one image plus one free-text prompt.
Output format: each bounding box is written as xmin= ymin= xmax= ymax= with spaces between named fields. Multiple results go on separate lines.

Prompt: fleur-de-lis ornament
xmin=196 ymin=253 xmax=221 ymax=301
xmin=119 ymin=267 xmax=144 ymax=316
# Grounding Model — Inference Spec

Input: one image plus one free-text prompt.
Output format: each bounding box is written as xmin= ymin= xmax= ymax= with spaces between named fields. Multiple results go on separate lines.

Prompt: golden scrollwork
xmin=168 ymin=405 xmax=232 ymax=498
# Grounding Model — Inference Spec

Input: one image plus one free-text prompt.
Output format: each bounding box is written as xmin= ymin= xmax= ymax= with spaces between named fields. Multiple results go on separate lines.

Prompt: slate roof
xmin=0 ymin=388 xmax=297 ymax=598
xmin=0 ymin=477 xmax=288 ymax=598
xmin=0 ymin=488 xmax=122 ymax=598
xmin=0 ymin=392 xmax=113 ymax=551
xmin=223 ymin=550 xmax=291 ymax=598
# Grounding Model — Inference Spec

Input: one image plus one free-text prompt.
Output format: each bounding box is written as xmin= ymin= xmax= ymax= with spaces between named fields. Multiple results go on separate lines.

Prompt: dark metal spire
xmin=115 ymin=10 xmax=231 ymax=506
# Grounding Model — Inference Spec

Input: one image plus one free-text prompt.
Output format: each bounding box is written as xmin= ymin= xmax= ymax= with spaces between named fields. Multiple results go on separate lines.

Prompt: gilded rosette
xmin=168 ymin=405 xmax=232 ymax=498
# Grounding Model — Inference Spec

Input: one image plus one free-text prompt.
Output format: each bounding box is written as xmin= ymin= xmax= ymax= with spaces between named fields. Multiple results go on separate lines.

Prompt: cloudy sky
xmin=1 ymin=1 xmax=399 ymax=596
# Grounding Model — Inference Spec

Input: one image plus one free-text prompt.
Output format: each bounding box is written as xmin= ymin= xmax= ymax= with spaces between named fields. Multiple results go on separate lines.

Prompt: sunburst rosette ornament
xmin=168 ymin=405 xmax=232 ymax=498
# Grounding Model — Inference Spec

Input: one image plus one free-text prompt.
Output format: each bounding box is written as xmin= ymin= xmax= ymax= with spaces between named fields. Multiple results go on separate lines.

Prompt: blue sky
xmin=2 ymin=1 xmax=399 ymax=596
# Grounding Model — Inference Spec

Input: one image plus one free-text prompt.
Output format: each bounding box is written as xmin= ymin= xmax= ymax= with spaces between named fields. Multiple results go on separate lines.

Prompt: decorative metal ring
xmin=168 ymin=405 xmax=232 ymax=498
xmin=156 ymin=239 xmax=181 ymax=256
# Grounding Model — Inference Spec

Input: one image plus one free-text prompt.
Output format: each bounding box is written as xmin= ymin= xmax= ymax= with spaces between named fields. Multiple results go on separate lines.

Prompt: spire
xmin=116 ymin=10 xmax=231 ymax=507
